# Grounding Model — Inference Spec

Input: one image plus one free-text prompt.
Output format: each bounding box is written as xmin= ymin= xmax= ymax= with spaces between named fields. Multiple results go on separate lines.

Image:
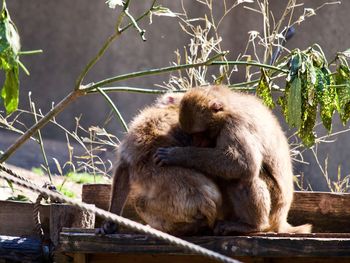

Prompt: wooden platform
xmin=57 ymin=188 xmax=350 ymax=263
xmin=58 ymin=228 xmax=350 ymax=263
xmin=2 ymin=186 xmax=350 ymax=263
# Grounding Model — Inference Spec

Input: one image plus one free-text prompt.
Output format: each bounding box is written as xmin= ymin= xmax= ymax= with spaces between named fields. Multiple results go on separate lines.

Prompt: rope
xmin=33 ymin=183 xmax=61 ymax=239
xmin=0 ymin=163 xmax=241 ymax=263
xmin=34 ymin=193 xmax=46 ymax=239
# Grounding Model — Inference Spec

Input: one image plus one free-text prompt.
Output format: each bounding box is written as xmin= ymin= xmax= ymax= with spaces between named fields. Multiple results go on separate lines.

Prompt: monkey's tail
xmin=282 ymin=222 xmax=312 ymax=234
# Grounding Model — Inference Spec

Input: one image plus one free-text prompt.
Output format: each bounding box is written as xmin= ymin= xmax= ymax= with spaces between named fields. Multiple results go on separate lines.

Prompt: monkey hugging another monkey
xmin=99 ymin=85 xmax=311 ymax=236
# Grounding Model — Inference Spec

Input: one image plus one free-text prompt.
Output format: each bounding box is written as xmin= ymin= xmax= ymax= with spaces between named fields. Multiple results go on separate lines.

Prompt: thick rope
xmin=0 ymin=163 xmax=241 ymax=263
xmin=33 ymin=183 xmax=61 ymax=239
xmin=34 ymin=193 xmax=46 ymax=239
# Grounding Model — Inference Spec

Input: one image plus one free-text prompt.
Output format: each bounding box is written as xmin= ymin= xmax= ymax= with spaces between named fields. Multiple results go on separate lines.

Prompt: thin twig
xmin=82 ymin=53 xmax=226 ymax=92
xmin=29 ymin=94 xmax=53 ymax=183
xmin=96 ymin=87 xmax=129 ymax=132
xmin=87 ymin=86 xmax=183 ymax=94
xmin=0 ymin=90 xmax=84 ymax=163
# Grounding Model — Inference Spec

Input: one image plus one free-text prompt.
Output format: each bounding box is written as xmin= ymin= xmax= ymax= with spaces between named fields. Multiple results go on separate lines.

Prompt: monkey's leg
xmin=215 ymin=178 xmax=271 ymax=235
xmin=96 ymin=162 xmax=130 ymax=235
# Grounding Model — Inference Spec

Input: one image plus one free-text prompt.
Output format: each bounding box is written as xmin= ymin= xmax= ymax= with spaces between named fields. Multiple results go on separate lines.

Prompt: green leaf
xmin=286 ymin=52 xmax=301 ymax=82
xmin=257 ymin=69 xmax=275 ymax=108
xmin=1 ymin=65 xmax=19 ymax=114
xmin=319 ymin=68 xmax=335 ymax=132
xmin=0 ymin=2 xmax=21 ymax=114
xmin=286 ymin=77 xmax=302 ymax=128
xmin=105 ymin=0 xmax=123 ymax=9
xmin=334 ymin=64 xmax=350 ymax=124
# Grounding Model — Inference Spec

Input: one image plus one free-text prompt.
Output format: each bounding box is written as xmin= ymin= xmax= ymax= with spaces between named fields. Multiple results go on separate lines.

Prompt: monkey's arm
xmin=97 ymin=161 xmax=130 ymax=235
xmin=154 ymin=131 xmax=262 ymax=180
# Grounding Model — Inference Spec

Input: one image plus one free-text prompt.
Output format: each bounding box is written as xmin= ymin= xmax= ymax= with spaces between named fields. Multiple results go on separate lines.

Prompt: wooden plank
xmin=58 ymin=228 xmax=350 ymax=258
xmin=74 ymin=253 xmax=87 ymax=263
xmin=87 ymin=254 xmax=222 ymax=263
xmin=85 ymin=254 xmax=350 ymax=263
xmin=0 ymin=235 xmax=43 ymax=262
xmin=82 ymin=185 xmax=350 ymax=233
xmin=0 ymin=200 xmax=50 ymax=237
xmin=289 ymin=191 xmax=350 ymax=232
xmin=50 ymin=204 xmax=95 ymax=246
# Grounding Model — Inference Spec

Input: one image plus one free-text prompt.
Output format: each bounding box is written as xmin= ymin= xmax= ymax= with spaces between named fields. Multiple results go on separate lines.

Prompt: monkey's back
xmin=117 ymin=105 xmax=222 ymax=233
xmin=211 ymin=86 xmax=295 ymax=230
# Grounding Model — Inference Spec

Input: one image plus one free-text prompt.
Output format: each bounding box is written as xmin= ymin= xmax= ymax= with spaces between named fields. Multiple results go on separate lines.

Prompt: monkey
xmin=154 ymin=85 xmax=312 ymax=235
xmin=98 ymin=92 xmax=222 ymax=236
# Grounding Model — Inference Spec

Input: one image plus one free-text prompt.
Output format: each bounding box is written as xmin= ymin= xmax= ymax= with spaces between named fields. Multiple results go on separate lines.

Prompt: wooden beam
xmin=289 ymin=191 xmax=350 ymax=232
xmin=82 ymin=185 xmax=350 ymax=233
xmin=59 ymin=228 xmax=350 ymax=258
xmin=0 ymin=200 xmax=50 ymax=237
xmin=50 ymin=204 xmax=95 ymax=247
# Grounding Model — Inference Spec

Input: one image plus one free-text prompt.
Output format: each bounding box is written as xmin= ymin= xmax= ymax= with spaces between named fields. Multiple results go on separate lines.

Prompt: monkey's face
xmin=179 ymin=90 xmax=225 ymax=140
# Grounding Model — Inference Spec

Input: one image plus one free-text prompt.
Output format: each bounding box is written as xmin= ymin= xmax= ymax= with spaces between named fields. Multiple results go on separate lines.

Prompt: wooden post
xmin=82 ymin=184 xmax=111 ymax=227
xmin=81 ymin=184 xmax=141 ymax=227
xmin=50 ymin=203 xmax=95 ymax=247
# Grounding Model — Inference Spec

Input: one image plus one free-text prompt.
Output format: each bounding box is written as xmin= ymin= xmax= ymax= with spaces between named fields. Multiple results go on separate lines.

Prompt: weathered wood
xmin=82 ymin=184 xmax=111 ymax=227
xmin=289 ymin=191 xmax=350 ymax=232
xmin=0 ymin=235 xmax=43 ymax=263
xmin=82 ymin=185 xmax=350 ymax=233
xmin=82 ymin=184 xmax=111 ymax=211
xmin=59 ymin=228 xmax=350 ymax=258
xmin=80 ymin=254 xmax=350 ymax=263
xmin=74 ymin=253 xmax=87 ymax=263
xmin=82 ymin=184 xmax=141 ymax=228
xmin=50 ymin=204 xmax=95 ymax=246
xmin=0 ymin=200 xmax=50 ymax=237
xmin=86 ymin=254 xmax=221 ymax=263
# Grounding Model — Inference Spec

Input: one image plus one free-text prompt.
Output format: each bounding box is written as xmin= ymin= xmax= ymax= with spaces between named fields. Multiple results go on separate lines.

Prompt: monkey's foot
xmin=95 ymin=221 xmax=118 ymax=235
xmin=214 ymin=220 xmax=258 ymax=235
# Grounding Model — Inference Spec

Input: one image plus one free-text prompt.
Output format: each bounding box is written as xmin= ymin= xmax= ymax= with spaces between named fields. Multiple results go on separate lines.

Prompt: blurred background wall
xmin=1 ymin=0 xmax=350 ymax=190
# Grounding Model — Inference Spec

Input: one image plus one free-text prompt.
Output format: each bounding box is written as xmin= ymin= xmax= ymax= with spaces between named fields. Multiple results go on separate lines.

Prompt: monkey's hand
xmin=95 ymin=220 xmax=118 ymax=235
xmin=154 ymin=147 xmax=181 ymax=166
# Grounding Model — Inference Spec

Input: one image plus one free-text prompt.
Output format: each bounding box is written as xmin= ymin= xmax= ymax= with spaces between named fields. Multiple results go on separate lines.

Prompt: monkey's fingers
xmin=154 ymin=148 xmax=172 ymax=166
xmin=96 ymin=221 xmax=118 ymax=235
xmin=214 ymin=221 xmax=233 ymax=236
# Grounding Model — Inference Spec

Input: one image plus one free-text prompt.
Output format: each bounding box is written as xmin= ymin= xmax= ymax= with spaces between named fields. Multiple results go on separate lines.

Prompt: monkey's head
xmin=179 ymin=89 xmax=227 ymax=140
xmin=155 ymin=93 xmax=184 ymax=108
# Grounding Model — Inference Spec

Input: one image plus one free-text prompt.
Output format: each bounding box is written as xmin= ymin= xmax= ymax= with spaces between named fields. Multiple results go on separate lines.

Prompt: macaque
xmin=154 ymin=85 xmax=311 ymax=234
xmin=99 ymin=92 xmax=222 ymax=236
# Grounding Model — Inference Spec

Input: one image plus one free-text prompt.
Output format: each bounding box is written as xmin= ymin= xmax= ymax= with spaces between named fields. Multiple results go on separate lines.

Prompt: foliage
xmin=0 ymin=0 xmax=41 ymax=115
xmin=257 ymin=46 xmax=350 ymax=147
xmin=0 ymin=0 xmax=20 ymax=114
xmin=65 ymin=171 xmax=107 ymax=184
xmin=6 ymin=194 xmax=30 ymax=202
xmin=57 ymin=186 xmax=75 ymax=198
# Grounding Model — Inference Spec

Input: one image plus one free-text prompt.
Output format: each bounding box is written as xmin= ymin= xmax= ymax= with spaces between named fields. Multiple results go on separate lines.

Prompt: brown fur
xmin=154 ymin=85 xmax=311 ymax=234
xmin=103 ymin=93 xmax=222 ymax=236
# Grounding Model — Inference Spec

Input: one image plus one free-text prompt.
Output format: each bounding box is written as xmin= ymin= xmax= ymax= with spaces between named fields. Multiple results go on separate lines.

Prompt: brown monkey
xmin=154 ymin=85 xmax=311 ymax=234
xmin=99 ymin=92 xmax=222 ymax=236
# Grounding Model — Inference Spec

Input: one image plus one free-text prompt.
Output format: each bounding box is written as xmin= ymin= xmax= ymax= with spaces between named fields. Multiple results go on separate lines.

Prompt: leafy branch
xmin=257 ymin=45 xmax=350 ymax=147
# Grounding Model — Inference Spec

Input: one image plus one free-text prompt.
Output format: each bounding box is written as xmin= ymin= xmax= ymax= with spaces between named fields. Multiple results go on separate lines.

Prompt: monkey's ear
xmin=209 ymin=100 xmax=223 ymax=112
xmin=167 ymin=96 xmax=175 ymax=104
